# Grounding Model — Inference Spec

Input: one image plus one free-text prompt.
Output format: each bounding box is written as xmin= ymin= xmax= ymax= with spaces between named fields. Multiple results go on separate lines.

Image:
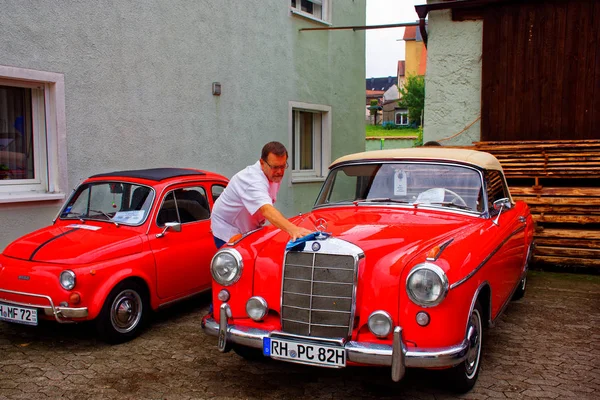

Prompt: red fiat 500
xmin=0 ymin=168 xmax=228 ymax=343
xmin=202 ymin=148 xmax=534 ymax=393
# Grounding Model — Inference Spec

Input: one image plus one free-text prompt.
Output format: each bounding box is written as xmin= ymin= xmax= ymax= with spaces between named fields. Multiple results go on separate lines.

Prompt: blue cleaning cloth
xmin=286 ymin=231 xmax=330 ymax=251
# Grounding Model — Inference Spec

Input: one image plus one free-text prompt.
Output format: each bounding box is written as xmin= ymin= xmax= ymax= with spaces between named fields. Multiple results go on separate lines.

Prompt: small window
xmin=0 ymin=66 xmax=67 ymax=202
xmin=157 ymin=186 xmax=210 ymax=226
xmin=395 ymin=111 xmax=409 ymax=126
xmin=289 ymin=101 xmax=331 ymax=183
xmin=212 ymin=184 xmax=225 ymax=203
xmin=485 ymin=170 xmax=509 ymax=215
xmin=290 ymin=0 xmax=330 ymax=23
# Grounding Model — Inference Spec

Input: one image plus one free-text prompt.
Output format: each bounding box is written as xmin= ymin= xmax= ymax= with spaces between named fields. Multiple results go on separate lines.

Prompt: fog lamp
xmin=367 ymin=310 xmax=393 ymax=338
xmin=246 ymin=296 xmax=268 ymax=321
xmin=217 ymin=289 xmax=230 ymax=302
xmin=416 ymin=311 xmax=430 ymax=326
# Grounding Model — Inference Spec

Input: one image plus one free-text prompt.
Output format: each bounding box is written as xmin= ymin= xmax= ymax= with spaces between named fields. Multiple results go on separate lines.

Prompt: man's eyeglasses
xmin=263 ymin=159 xmax=289 ymax=171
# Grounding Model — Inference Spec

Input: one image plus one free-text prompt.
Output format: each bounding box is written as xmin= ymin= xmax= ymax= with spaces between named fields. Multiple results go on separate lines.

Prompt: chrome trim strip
xmin=202 ymin=318 xmax=471 ymax=374
xmin=450 ymin=225 xmax=526 ymax=289
xmin=0 ymin=288 xmax=88 ymax=322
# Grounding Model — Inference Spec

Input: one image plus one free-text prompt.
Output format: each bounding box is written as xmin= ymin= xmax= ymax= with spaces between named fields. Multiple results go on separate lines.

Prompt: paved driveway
xmin=0 ymin=271 xmax=598 ymax=400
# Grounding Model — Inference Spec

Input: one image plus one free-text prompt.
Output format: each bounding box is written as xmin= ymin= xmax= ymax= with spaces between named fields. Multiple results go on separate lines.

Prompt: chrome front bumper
xmin=0 ymin=288 xmax=88 ymax=323
xmin=202 ymin=303 xmax=472 ymax=382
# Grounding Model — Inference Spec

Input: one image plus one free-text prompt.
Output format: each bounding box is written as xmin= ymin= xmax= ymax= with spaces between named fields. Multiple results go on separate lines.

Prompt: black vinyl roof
xmin=90 ymin=168 xmax=206 ymax=181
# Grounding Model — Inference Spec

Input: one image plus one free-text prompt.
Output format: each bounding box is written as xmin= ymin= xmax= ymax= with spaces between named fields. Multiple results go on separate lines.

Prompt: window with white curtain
xmin=0 ymin=66 xmax=66 ymax=202
xmin=290 ymin=0 xmax=331 ymax=23
xmin=289 ymin=101 xmax=331 ymax=183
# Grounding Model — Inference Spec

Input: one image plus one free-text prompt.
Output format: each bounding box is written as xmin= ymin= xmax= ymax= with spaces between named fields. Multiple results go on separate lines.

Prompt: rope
xmin=437 ymin=116 xmax=481 ymax=143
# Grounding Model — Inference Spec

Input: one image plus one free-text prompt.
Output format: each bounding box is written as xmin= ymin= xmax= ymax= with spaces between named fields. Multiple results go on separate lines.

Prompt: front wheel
xmin=445 ymin=301 xmax=483 ymax=393
xmin=95 ymin=280 xmax=149 ymax=344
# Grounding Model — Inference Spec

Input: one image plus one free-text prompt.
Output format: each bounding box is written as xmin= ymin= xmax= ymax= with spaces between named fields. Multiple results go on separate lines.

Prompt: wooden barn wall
xmin=481 ymin=0 xmax=600 ymax=141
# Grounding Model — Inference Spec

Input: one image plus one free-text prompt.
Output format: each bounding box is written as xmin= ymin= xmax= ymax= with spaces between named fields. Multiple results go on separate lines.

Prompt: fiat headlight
xmin=210 ymin=249 xmax=243 ymax=286
xmin=59 ymin=270 xmax=76 ymax=290
xmin=406 ymin=263 xmax=448 ymax=307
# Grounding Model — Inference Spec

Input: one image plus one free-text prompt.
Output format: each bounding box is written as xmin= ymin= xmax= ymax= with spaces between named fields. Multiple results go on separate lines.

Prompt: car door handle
xmin=518 ymin=216 xmax=526 ymax=223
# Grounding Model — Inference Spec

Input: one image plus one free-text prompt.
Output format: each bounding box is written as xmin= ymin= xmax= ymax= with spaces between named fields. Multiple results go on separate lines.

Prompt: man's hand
xmin=288 ymin=226 xmax=313 ymax=242
xmin=259 ymin=204 xmax=313 ymax=242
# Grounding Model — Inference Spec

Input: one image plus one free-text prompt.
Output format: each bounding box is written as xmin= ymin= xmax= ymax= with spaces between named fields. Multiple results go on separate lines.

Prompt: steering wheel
xmin=443 ymin=189 xmax=468 ymax=207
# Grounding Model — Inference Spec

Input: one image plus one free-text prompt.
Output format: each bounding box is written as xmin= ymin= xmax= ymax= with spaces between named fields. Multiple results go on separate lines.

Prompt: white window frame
xmin=0 ymin=65 xmax=67 ymax=203
xmin=395 ymin=111 xmax=409 ymax=126
xmin=290 ymin=0 xmax=332 ymax=25
xmin=288 ymin=101 xmax=331 ymax=185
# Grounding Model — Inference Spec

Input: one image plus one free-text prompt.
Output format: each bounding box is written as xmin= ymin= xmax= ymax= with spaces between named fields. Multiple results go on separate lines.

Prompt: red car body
xmin=0 ymin=168 xmax=228 ymax=343
xmin=202 ymin=148 xmax=534 ymax=392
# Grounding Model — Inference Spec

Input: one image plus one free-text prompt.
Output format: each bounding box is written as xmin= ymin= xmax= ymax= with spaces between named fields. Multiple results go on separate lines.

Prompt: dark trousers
xmin=213 ymin=235 xmax=226 ymax=249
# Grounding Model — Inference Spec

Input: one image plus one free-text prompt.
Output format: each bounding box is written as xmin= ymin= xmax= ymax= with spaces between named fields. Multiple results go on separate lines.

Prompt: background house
xmin=0 ymin=0 xmax=367 ymax=250
xmin=365 ymin=76 xmax=397 ymax=124
xmin=382 ymin=25 xmax=427 ymax=127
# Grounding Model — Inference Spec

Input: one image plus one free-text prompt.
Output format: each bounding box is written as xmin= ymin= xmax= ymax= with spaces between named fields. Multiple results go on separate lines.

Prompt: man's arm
xmin=259 ymin=204 xmax=312 ymax=241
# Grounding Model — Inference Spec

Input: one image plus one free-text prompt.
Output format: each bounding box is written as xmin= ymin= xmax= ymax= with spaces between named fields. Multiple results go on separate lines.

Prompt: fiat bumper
xmin=0 ymin=288 xmax=88 ymax=322
xmin=202 ymin=303 xmax=472 ymax=382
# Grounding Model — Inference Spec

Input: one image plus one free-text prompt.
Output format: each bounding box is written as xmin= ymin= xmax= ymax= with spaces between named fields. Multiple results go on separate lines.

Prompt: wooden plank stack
xmin=470 ymin=140 xmax=600 ymax=268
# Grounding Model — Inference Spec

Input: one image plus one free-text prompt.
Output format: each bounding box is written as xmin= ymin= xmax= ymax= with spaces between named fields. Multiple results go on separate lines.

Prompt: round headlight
xmin=406 ymin=263 xmax=448 ymax=307
xmin=210 ymin=249 xmax=243 ymax=286
xmin=59 ymin=270 xmax=76 ymax=290
xmin=246 ymin=296 xmax=268 ymax=321
xmin=368 ymin=310 xmax=393 ymax=338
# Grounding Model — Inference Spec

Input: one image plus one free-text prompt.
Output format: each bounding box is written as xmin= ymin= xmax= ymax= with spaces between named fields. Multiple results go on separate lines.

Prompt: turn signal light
xmin=228 ymin=234 xmax=242 ymax=244
xmin=69 ymin=292 xmax=81 ymax=305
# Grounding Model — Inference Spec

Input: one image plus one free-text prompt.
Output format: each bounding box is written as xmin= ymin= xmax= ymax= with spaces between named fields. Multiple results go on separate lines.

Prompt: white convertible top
xmin=331 ymin=147 xmax=503 ymax=171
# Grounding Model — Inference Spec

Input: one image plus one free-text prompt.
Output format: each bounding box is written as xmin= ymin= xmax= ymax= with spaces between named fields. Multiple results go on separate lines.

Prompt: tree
xmin=398 ymin=74 xmax=425 ymax=127
xmin=369 ymin=99 xmax=381 ymax=125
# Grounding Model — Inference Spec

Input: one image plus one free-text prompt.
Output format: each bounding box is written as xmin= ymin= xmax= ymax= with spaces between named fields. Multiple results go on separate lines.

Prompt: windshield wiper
xmin=354 ymin=198 xmax=411 ymax=205
xmin=88 ymin=209 xmax=119 ymax=226
xmin=421 ymin=201 xmax=472 ymax=210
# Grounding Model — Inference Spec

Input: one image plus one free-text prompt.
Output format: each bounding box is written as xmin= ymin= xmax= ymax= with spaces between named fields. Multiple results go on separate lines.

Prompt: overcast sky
xmin=365 ymin=0 xmax=421 ymax=78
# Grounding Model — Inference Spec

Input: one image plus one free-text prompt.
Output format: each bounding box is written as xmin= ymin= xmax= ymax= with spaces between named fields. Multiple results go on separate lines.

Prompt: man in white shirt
xmin=211 ymin=141 xmax=312 ymax=248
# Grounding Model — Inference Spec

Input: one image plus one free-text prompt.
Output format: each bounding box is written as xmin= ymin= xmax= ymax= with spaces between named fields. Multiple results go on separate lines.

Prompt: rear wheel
xmin=445 ymin=301 xmax=483 ymax=393
xmin=95 ymin=280 xmax=149 ymax=344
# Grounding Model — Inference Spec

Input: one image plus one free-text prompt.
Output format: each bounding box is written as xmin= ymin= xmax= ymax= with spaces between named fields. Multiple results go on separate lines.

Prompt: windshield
xmin=315 ymin=162 xmax=484 ymax=213
xmin=60 ymin=182 xmax=155 ymax=225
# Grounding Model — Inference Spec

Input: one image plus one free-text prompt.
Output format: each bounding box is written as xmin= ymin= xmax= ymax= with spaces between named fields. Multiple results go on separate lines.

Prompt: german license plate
xmin=263 ymin=337 xmax=346 ymax=367
xmin=0 ymin=303 xmax=38 ymax=326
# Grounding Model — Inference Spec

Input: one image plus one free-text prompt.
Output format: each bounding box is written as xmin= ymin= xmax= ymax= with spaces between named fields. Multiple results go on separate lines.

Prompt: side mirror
xmin=156 ymin=221 xmax=181 ymax=238
xmin=492 ymin=198 xmax=512 ymax=226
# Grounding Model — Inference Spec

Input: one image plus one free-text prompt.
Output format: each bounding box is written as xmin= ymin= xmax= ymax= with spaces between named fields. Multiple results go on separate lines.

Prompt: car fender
xmin=84 ymin=252 xmax=156 ymax=320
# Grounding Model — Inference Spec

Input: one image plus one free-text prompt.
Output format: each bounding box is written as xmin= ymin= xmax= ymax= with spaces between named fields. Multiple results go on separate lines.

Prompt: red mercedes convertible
xmin=202 ymin=148 xmax=534 ymax=392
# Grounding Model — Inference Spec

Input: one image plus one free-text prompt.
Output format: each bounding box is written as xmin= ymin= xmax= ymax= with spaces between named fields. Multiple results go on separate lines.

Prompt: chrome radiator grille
xmin=281 ymin=251 xmax=357 ymax=339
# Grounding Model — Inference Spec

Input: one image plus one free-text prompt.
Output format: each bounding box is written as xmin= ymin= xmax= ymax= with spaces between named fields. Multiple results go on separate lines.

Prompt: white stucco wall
xmin=0 ymin=0 xmax=366 ymax=249
xmin=423 ymin=10 xmax=483 ymax=146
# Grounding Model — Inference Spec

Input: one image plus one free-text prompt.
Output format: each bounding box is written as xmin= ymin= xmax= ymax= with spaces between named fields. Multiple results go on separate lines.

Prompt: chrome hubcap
xmin=465 ymin=308 xmax=482 ymax=378
xmin=110 ymin=289 xmax=142 ymax=333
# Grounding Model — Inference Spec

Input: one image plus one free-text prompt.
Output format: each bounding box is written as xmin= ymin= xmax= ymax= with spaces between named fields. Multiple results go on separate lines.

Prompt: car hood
xmin=251 ymin=206 xmax=485 ymax=277
xmin=300 ymin=207 xmax=480 ymax=257
xmin=2 ymin=223 xmax=144 ymax=265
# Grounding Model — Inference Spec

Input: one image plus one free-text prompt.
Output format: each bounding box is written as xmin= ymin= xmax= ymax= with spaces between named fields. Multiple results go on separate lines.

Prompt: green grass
xmin=365 ymin=125 xmax=420 ymax=137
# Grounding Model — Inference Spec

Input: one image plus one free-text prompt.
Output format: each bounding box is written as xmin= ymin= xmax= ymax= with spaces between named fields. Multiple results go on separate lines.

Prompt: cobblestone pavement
xmin=1 ymin=270 xmax=599 ymax=400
